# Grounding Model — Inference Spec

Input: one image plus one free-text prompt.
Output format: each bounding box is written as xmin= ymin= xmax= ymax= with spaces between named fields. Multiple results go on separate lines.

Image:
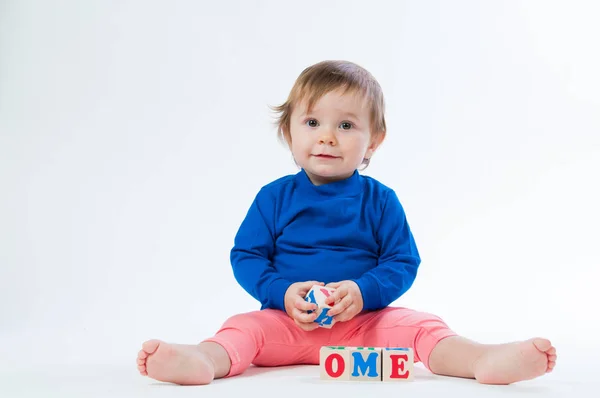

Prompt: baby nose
xmin=319 ymin=131 xmax=337 ymax=145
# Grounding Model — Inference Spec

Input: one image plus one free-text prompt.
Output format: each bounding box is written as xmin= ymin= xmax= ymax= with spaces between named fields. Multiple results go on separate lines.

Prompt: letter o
xmin=325 ymin=353 xmax=345 ymax=377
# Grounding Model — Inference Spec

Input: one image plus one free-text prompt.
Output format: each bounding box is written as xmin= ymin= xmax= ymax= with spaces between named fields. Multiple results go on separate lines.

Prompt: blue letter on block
xmin=351 ymin=352 xmax=379 ymax=377
xmin=305 ymin=290 xmax=317 ymax=314
xmin=305 ymin=290 xmax=333 ymax=326
xmin=315 ymin=307 xmax=333 ymax=326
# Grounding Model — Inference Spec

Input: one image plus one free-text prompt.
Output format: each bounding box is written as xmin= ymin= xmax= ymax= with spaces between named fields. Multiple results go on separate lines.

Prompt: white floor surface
xmin=1 ymin=344 xmax=596 ymax=398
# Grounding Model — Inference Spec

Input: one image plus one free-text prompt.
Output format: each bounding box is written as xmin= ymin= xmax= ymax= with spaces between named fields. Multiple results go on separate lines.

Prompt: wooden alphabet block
xmin=382 ymin=347 xmax=414 ymax=381
xmin=320 ymin=346 xmax=414 ymax=382
xmin=320 ymin=346 xmax=351 ymax=380
xmin=305 ymin=285 xmax=337 ymax=328
xmin=348 ymin=347 xmax=383 ymax=381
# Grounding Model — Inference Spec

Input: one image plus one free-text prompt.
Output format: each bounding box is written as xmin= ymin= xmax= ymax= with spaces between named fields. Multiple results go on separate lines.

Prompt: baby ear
xmin=366 ymin=131 xmax=386 ymax=157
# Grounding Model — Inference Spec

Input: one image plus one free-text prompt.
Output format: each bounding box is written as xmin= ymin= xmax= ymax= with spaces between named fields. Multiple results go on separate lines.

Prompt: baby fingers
xmin=293 ymin=307 xmax=318 ymax=324
xmin=333 ymin=304 xmax=359 ymax=323
xmin=294 ymin=318 xmax=319 ymax=331
xmin=327 ymin=294 xmax=352 ymax=317
xmin=295 ymin=297 xmax=317 ymax=312
xmin=325 ymin=285 xmax=348 ymax=306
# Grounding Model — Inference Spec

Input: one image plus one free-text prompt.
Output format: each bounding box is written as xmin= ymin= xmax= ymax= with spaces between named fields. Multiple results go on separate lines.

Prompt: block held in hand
xmin=304 ymin=285 xmax=337 ymax=328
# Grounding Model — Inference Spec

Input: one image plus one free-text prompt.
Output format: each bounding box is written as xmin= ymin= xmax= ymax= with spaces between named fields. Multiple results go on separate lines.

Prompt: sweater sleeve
xmin=230 ymin=189 xmax=292 ymax=311
xmin=353 ymin=189 xmax=421 ymax=310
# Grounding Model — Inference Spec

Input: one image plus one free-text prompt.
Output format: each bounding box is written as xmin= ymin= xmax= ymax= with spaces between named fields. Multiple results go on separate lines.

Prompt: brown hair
xmin=271 ymin=60 xmax=387 ymax=149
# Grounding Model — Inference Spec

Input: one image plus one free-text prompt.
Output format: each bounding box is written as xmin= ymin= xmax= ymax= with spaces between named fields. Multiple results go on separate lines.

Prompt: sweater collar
xmin=295 ymin=168 xmax=362 ymax=197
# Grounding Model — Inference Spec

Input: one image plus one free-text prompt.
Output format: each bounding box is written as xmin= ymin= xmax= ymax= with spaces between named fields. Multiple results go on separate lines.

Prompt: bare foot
xmin=137 ymin=339 xmax=215 ymax=385
xmin=473 ymin=338 xmax=557 ymax=385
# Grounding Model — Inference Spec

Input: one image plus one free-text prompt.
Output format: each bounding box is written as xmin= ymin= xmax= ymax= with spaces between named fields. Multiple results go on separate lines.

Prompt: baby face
xmin=288 ymin=88 xmax=378 ymax=185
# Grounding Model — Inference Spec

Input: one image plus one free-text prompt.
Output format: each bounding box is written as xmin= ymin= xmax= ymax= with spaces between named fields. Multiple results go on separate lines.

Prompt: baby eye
xmin=340 ymin=122 xmax=353 ymax=130
xmin=306 ymin=119 xmax=319 ymax=128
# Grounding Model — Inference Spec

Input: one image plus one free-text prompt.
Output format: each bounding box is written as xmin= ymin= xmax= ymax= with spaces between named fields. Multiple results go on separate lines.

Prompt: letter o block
xmin=320 ymin=346 xmax=350 ymax=380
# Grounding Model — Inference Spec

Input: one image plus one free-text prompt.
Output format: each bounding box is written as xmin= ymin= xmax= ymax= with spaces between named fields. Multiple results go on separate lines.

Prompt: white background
xmin=1 ymin=0 xmax=599 ymax=395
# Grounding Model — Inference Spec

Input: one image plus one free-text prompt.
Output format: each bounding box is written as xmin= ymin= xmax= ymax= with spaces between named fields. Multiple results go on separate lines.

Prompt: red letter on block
xmin=389 ymin=354 xmax=410 ymax=379
xmin=325 ymin=353 xmax=346 ymax=378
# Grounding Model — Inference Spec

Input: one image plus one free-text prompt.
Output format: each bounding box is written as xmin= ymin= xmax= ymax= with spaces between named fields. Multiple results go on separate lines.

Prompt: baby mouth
xmin=314 ymin=154 xmax=339 ymax=158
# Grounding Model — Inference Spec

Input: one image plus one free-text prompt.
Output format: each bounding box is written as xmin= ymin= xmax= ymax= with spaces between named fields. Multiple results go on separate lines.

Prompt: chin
xmin=308 ymin=167 xmax=352 ymax=179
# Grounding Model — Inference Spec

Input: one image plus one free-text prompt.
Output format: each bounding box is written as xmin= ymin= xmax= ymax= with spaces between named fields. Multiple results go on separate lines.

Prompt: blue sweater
xmin=230 ymin=169 xmax=421 ymax=312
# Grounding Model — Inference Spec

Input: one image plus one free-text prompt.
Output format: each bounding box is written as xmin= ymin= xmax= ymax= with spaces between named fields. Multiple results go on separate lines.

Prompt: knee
xmin=405 ymin=309 xmax=451 ymax=336
xmin=378 ymin=307 xmax=443 ymax=322
xmin=221 ymin=309 xmax=284 ymax=333
xmin=221 ymin=311 xmax=260 ymax=331
xmin=377 ymin=307 xmax=451 ymax=334
xmin=415 ymin=311 xmax=451 ymax=331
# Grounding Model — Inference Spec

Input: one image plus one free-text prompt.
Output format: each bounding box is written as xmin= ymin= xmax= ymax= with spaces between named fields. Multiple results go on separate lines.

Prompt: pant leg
xmin=202 ymin=309 xmax=333 ymax=377
xmin=329 ymin=307 xmax=457 ymax=370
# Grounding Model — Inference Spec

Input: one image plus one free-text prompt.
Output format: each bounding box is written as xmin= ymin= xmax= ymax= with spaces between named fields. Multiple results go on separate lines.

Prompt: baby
xmin=136 ymin=60 xmax=557 ymax=385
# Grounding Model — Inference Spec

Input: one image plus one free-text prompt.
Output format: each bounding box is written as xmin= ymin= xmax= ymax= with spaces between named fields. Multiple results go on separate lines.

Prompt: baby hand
xmin=284 ymin=281 xmax=324 ymax=331
xmin=324 ymin=280 xmax=364 ymax=323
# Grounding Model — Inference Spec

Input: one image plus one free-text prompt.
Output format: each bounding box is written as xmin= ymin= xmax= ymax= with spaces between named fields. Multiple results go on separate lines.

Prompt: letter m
xmin=351 ymin=352 xmax=379 ymax=377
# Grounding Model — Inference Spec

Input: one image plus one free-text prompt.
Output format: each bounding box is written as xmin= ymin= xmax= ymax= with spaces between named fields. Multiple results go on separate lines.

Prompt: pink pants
xmin=202 ymin=307 xmax=457 ymax=377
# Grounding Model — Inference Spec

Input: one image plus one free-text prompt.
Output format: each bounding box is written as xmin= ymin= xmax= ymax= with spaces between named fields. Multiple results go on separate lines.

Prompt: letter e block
xmin=382 ymin=347 xmax=414 ymax=381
